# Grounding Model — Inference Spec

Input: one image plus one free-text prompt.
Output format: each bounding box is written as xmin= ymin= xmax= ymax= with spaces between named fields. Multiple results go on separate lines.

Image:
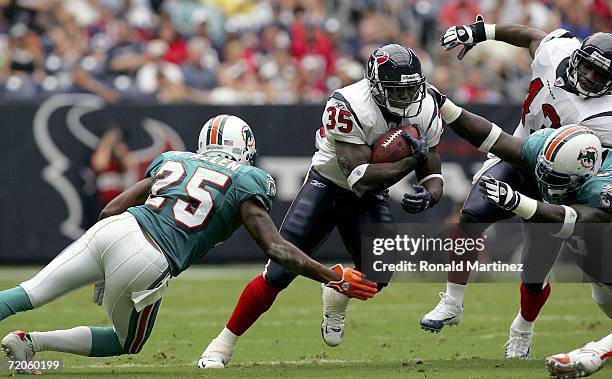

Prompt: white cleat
xmin=1 ymin=330 xmax=38 ymax=374
xmin=420 ymin=292 xmax=463 ymax=333
xmin=545 ymin=341 xmax=610 ymax=378
xmin=197 ymin=337 xmax=234 ymax=369
xmin=504 ymin=325 xmax=533 ymax=359
xmin=321 ymin=285 xmax=349 ymax=347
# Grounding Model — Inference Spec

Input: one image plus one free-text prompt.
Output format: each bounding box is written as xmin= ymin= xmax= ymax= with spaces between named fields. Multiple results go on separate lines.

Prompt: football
xmin=371 ymin=124 xmax=421 ymax=163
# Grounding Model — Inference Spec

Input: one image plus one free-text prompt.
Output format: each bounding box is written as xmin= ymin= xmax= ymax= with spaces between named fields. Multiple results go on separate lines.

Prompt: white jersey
xmin=311 ymin=78 xmax=443 ymax=190
xmin=513 ymin=29 xmax=612 ymax=146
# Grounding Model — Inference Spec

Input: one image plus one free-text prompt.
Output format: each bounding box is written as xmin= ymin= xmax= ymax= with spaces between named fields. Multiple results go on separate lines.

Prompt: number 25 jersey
xmin=128 ymin=151 xmax=276 ymax=276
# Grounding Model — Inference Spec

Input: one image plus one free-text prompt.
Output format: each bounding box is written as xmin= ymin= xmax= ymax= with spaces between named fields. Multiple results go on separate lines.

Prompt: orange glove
xmin=325 ymin=264 xmax=379 ymax=300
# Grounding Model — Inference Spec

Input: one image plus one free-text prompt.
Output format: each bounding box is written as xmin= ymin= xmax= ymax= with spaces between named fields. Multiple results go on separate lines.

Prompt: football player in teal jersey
xmin=0 ymin=114 xmax=378 ymax=374
xmin=430 ymin=88 xmax=612 ymax=378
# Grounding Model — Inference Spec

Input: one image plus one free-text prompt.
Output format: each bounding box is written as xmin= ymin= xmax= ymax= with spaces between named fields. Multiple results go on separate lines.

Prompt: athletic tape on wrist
xmin=513 ymin=193 xmax=538 ymax=219
xmin=440 ymin=99 xmax=462 ymax=123
xmin=347 ymin=163 xmax=369 ymax=191
xmin=485 ymin=24 xmax=496 ymax=40
xmin=554 ymin=205 xmax=577 ymax=238
xmin=418 ymin=173 xmax=444 ymax=185
xmin=478 ymin=123 xmax=502 ymax=153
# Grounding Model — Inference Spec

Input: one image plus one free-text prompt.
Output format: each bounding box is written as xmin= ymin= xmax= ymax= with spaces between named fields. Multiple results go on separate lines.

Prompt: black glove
xmin=427 ymin=84 xmax=447 ymax=109
xmin=440 ymin=14 xmax=486 ymax=60
xmin=478 ymin=175 xmax=520 ymax=211
xmin=402 ymin=185 xmax=435 ymax=214
xmin=401 ymin=132 xmax=428 ymax=166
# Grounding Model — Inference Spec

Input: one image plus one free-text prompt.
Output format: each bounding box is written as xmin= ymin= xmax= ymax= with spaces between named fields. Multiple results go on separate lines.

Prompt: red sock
xmin=447 ymin=224 xmax=479 ymax=285
xmin=520 ymin=282 xmax=551 ymax=322
xmin=226 ymin=275 xmax=282 ymax=336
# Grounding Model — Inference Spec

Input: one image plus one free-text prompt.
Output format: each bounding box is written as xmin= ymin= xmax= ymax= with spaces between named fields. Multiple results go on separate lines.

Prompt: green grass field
xmin=0 ymin=266 xmax=609 ymax=378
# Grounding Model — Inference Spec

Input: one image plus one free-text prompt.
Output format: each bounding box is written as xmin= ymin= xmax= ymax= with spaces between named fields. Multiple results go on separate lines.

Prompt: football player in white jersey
xmin=429 ymin=85 xmax=612 ymax=379
xmin=421 ymin=15 xmax=612 ymax=358
xmin=199 ymin=44 xmax=445 ymax=368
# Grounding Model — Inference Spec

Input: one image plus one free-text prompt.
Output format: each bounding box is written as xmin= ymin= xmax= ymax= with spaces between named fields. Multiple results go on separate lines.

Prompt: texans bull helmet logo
xmin=366 ymin=50 xmax=390 ymax=80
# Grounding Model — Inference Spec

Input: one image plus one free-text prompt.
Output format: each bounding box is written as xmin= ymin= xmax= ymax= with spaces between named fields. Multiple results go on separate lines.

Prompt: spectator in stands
xmin=90 ymin=126 xmax=137 ymax=214
xmin=0 ymin=0 xmax=611 ymax=104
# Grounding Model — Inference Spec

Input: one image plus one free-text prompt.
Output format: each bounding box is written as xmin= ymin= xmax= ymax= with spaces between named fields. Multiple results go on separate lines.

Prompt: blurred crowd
xmin=0 ymin=0 xmax=610 ymax=104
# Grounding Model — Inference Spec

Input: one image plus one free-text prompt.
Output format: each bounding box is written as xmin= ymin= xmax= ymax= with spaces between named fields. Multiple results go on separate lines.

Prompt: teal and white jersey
xmin=521 ymin=128 xmax=612 ymax=211
xmin=128 ymin=151 xmax=276 ymax=276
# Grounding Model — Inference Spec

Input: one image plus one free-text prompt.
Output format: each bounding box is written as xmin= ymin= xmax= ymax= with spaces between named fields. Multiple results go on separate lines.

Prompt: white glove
xmin=440 ymin=15 xmax=486 ymax=60
xmin=478 ymin=175 xmax=520 ymax=211
xmin=93 ymin=281 xmax=105 ymax=306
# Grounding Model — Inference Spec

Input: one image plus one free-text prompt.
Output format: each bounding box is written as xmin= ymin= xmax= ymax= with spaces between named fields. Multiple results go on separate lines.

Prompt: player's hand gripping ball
xmin=371 ymin=124 xmax=427 ymax=165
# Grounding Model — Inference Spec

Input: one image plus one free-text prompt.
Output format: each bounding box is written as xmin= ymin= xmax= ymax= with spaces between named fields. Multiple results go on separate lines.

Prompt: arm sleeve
xmin=322 ymin=95 xmax=367 ymax=145
xmin=233 ymin=169 xmax=277 ymax=213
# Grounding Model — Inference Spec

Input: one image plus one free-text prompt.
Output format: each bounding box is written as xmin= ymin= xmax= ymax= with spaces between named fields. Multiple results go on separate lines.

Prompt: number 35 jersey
xmin=128 ymin=151 xmax=276 ymax=276
xmin=311 ymin=78 xmax=443 ymax=190
xmin=514 ymin=29 xmax=612 ymax=146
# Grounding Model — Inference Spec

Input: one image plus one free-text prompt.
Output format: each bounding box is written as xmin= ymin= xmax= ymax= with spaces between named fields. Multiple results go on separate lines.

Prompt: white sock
xmin=446 ymin=282 xmax=466 ymax=303
xmin=322 ymin=285 xmax=349 ymax=314
xmin=511 ymin=312 xmax=534 ymax=332
xmin=29 ymin=327 xmax=92 ymax=356
xmin=217 ymin=327 xmax=238 ymax=346
xmin=596 ymin=333 xmax=612 ymax=351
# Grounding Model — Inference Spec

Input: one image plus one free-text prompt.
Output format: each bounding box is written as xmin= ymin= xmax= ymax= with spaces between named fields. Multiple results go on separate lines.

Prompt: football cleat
xmin=420 ymin=292 xmax=463 ymax=333
xmin=504 ymin=325 xmax=533 ymax=358
xmin=1 ymin=330 xmax=39 ymax=374
xmin=197 ymin=337 xmax=234 ymax=369
xmin=321 ymin=284 xmax=349 ymax=347
xmin=545 ymin=341 xmax=610 ymax=378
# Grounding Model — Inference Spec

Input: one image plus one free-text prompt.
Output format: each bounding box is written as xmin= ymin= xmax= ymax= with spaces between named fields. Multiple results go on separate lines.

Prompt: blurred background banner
xmin=0 ymin=95 xmax=520 ymax=264
xmin=2 ymin=0 xmax=608 ymax=264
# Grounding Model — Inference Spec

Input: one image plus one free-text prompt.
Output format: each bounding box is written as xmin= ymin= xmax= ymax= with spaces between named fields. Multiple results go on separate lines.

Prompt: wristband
xmin=347 ymin=163 xmax=369 ymax=191
xmin=440 ymin=99 xmax=463 ymax=123
xmin=484 ymin=24 xmax=496 ymax=40
xmin=418 ymin=173 xmax=444 ymax=185
xmin=553 ymin=205 xmax=577 ymax=238
xmin=478 ymin=123 xmax=502 ymax=153
xmin=513 ymin=193 xmax=538 ymax=219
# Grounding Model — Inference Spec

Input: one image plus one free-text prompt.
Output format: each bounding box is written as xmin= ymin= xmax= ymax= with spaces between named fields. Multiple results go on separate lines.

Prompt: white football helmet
xmin=536 ymin=124 xmax=602 ymax=204
xmin=197 ymin=114 xmax=257 ymax=165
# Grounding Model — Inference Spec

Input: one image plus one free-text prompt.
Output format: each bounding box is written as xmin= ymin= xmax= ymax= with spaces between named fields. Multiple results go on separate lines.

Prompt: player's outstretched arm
xmin=441 ymin=15 xmax=546 ymax=59
xmin=494 ymin=23 xmax=547 ymax=58
xmin=99 ymin=178 xmax=153 ymax=220
xmin=240 ymin=199 xmax=378 ymax=300
xmin=337 ymin=137 xmax=428 ymax=198
xmin=480 ymin=176 xmax=612 ymax=238
xmin=429 ymin=85 xmax=528 ymax=171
